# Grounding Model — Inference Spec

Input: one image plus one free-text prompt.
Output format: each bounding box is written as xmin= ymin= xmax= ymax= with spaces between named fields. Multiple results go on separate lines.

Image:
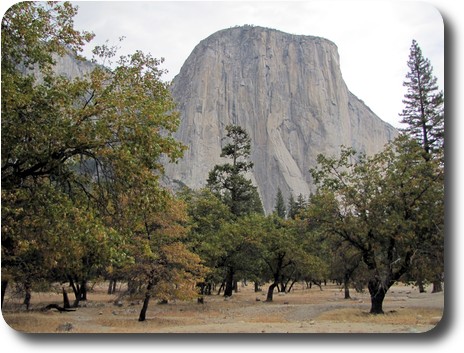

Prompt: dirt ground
xmin=1 ymin=281 xmax=444 ymax=333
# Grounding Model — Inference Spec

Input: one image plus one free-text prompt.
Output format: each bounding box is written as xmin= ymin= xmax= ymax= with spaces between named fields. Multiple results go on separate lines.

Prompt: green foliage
xmin=273 ymin=188 xmax=286 ymax=218
xmin=1 ymin=1 xmax=196 ymax=306
xmin=1 ymin=2 xmax=94 ymax=72
xmin=400 ymin=39 xmax=444 ymax=159
xmin=286 ymin=193 xmax=307 ymax=219
xmin=181 ymin=188 xmax=233 ymax=282
xmin=287 ymin=194 xmax=297 ymax=219
xmin=398 ymin=39 xmax=444 ymax=291
xmin=207 ymin=125 xmax=263 ymax=216
xmin=309 ymin=135 xmax=444 ymax=312
xmin=245 ymin=215 xmax=328 ymax=300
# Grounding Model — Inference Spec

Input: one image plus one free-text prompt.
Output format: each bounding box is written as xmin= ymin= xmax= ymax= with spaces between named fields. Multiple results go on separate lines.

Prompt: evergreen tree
xmin=205 ymin=125 xmax=263 ymax=297
xmin=399 ymin=39 xmax=445 ymax=293
xmin=287 ymin=194 xmax=298 ymax=219
xmin=273 ymin=188 xmax=286 ymax=218
xmin=207 ymin=125 xmax=263 ymax=217
xmin=296 ymin=193 xmax=307 ymax=211
xmin=400 ymin=39 xmax=444 ymax=159
xmin=287 ymin=193 xmax=308 ymax=219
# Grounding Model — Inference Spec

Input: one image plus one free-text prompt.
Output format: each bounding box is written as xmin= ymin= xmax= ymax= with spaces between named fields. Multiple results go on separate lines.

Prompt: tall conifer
xmin=399 ymin=40 xmax=444 ymax=159
xmin=273 ymin=188 xmax=286 ymax=218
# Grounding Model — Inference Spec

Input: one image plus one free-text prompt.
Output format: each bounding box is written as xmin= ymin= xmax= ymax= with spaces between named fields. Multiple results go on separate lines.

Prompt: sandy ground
xmin=2 ymin=282 xmax=444 ymax=333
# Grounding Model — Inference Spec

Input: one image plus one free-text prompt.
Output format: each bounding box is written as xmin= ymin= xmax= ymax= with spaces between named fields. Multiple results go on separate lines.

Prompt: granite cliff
xmin=165 ymin=26 xmax=398 ymax=213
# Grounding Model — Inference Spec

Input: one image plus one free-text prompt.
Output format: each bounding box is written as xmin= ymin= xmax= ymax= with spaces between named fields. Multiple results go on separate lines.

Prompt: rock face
xmin=166 ymin=26 xmax=397 ymax=213
xmin=24 ymin=51 xmax=96 ymax=81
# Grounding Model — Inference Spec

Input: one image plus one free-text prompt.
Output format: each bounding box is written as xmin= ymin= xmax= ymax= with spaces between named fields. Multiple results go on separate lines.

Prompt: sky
xmin=64 ymin=0 xmax=445 ymax=129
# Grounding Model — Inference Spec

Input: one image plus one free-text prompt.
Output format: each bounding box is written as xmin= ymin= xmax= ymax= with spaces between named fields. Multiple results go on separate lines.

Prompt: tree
xmin=288 ymin=214 xmax=330 ymax=290
xmin=287 ymin=194 xmax=298 ymax=219
xmin=273 ymin=188 xmax=286 ymax=218
xmin=1 ymin=2 xmax=187 ymax=308
xmin=243 ymin=214 xmax=328 ymax=302
xmin=325 ymin=235 xmax=364 ymax=299
xmin=181 ymin=188 xmax=233 ymax=295
xmin=214 ymin=215 xmax=263 ymax=297
xmin=287 ymin=193 xmax=306 ymax=219
xmin=205 ymin=125 xmax=263 ymax=296
xmin=207 ymin=125 xmax=263 ymax=217
xmin=254 ymin=216 xmax=297 ymax=301
xmin=1 ymin=1 xmax=96 ymax=306
xmin=310 ymin=137 xmax=444 ymax=314
xmin=400 ymin=39 xmax=444 ymax=160
xmin=130 ymin=196 xmax=206 ymax=322
xmin=399 ymin=40 xmax=445 ymax=293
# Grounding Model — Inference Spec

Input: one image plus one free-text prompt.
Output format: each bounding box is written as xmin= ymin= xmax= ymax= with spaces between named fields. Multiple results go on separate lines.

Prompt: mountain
xmin=165 ymin=26 xmax=398 ymax=213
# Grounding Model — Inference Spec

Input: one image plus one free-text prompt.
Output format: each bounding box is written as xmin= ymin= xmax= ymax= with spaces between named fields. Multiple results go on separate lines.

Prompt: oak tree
xmin=1 ymin=2 xmax=189 ymax=310
xmin=310 ymin=136 xmax=444 ymax=314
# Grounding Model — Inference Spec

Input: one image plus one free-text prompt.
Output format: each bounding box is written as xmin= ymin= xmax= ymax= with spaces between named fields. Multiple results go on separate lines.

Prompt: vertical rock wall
xmin=166 ymin=26 xmax=397 ymax=213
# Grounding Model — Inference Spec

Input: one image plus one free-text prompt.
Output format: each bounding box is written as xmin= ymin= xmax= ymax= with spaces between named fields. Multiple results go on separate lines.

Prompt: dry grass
xmin=2 ymin=282 xmax=444 ymax=333
xmin=317 ymin=307 xmax=443 ymax=326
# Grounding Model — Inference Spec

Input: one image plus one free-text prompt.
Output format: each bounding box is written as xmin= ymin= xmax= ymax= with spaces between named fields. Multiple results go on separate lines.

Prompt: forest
xmin=1 ymin=2 xmax=444 ymax=324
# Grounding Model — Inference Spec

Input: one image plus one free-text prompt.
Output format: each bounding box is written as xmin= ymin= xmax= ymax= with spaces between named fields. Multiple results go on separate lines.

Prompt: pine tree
xmin=287 ymin=194 xmax=298 ymax=219
xmin=296 ymin=193 xmax=307 ymax=211
xmin=399 ymin=40 xmax=444 ymax=293
xmin=399 ymin=39 xmax=444 ymax=159
xmin=273 ymin=188 xmax=286 ymax=218
xmin=207 ymin=125 xmax=263 ymax=217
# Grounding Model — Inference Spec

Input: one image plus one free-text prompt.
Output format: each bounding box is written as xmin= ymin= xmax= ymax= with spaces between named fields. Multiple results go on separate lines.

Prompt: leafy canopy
xmin=1 ymin=2 xmax=195 ymax=301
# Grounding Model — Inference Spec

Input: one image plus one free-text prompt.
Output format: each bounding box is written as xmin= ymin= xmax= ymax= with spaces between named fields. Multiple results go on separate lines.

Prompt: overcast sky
xmin=67 ymin=0 xmax=444 ymax=129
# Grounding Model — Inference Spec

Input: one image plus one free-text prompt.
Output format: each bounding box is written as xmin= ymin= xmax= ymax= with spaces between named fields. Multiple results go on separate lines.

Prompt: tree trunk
xmin=287 ymin=279 xmax=297 ymax=293
xmin=224 ymin=267 xmax=234 ymax=297
xmin=23 ymin=281 xmax=32 ymax=310
xmin=418 ymin=281 xmax=426 ymax=293
xmin=368 ymin=276 xmax=387 ymax=314
xmin=344 ymin=284 xmax=351 ymax=299
xmin=138 ymin=283 xmax=153 ymax=322
xmin=108 ymin=279 xmax=115 ymax=294
xmin=279 ymin=280 xmax=286 ymax=293
xmin=267 ymin=256 xmax=284 ymax=302
xmin=312 ymin=280 xmax=323 ymax=290
xmin=80 ymin=279 xmax=87 ymax=301
xmin=254 ymin=282 xmax=261 ymax=292
xmin=266 ymin=282 xmax=278 ymax=302
xmin=344 ymin=282 xmax=351 ymax=299
xmin=1 ymin=280 xmax=8 ymax=308
xmin=62 ymin=287 xmax=71 ymax=308
xmin=217 ymin=280 xmax=225 ymax=295
xmin=68 ymin=276 xmax=79 ymax=305
xmin=432 ymin=280 xmax=443 ymax=293
xmin=68 ymin=277 xmax=88 ymax=307
xmin=344 ymin=273 xmax=351 ymax=299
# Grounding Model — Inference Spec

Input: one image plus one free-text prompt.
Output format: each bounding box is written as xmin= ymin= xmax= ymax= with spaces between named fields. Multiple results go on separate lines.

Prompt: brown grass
xmin=317 ymin=307 xmax=443 ymax=326
xmin=2 ymin=282 xmax=444 ymax=333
